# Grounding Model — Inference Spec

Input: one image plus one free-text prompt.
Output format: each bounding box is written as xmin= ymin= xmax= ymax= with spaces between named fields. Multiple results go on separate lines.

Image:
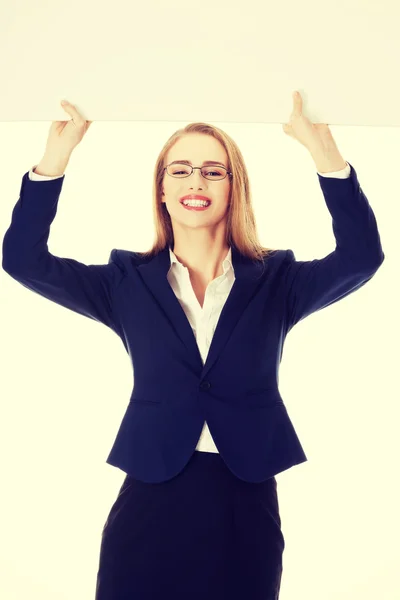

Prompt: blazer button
xmin=199 ymin=381 xmax=211 ymax=390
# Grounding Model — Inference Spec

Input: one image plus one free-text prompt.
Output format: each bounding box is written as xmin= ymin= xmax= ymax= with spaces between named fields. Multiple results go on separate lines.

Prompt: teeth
xmin=183 ymin=200 xmax=210 ymax=206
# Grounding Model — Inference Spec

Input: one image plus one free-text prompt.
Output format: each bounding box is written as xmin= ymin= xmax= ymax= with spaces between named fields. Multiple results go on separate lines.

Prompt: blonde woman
xmin=2 ymin=93 xmax=384 ymax=599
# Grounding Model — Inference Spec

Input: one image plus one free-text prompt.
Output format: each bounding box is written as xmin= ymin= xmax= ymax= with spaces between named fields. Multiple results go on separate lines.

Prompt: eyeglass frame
xmin=163 ymin=162 xmax=233 ymax=181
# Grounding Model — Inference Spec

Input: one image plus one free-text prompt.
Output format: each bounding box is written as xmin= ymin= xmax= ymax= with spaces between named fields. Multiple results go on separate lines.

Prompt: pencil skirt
xmin=95 ymin=450 xmax=285 ymax=600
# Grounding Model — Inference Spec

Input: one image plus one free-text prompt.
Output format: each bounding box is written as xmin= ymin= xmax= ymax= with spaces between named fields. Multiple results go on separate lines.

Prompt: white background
xmin=0 ymin=0 xmax=398 ymax=598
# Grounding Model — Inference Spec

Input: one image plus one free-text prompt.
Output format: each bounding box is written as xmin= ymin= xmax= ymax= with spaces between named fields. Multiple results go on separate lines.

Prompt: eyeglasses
xmin=164 ymin=162 xmax=232 ymax=181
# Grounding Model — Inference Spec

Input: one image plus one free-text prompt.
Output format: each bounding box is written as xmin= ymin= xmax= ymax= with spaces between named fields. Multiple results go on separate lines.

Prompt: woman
xmin=2 ymin=94 xmax=384 ymax=599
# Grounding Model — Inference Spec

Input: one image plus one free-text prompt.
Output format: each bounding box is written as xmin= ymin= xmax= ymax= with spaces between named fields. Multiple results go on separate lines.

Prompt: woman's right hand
xmin=44 ymin=100 xmax=93 ymax=159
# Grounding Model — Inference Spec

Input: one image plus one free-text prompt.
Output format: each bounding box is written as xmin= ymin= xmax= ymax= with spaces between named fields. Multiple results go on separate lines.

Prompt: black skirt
xmin=95 ymin=450 xmax=285 ymax=600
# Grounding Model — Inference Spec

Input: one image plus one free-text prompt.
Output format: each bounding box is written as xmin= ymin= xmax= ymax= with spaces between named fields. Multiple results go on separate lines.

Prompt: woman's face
xmin=161 ymin=133 xmax=231 ymax=232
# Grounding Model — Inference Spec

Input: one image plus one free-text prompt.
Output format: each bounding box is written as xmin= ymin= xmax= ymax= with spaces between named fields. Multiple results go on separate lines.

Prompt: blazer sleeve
xmin=2 ymin=172 xmax=125 ymax=336
xmin=284 ymin=162 xmax=385 ymax=330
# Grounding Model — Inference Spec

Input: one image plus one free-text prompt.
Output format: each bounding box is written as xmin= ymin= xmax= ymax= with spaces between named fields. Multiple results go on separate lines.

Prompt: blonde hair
xmin=139 ymin=122 xmax=276 ymax=263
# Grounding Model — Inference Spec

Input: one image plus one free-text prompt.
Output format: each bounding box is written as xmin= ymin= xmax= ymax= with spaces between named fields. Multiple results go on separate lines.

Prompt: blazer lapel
xmin=136 ymin=245 xmax=267 ymax=378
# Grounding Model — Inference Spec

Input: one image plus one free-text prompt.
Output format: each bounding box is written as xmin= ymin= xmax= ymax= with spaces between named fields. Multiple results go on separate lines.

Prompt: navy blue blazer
xmin=2 ymin=163 xmax=384 ymax=483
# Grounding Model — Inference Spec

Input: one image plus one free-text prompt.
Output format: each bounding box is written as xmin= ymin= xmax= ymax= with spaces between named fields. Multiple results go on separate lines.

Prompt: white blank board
xmin=0 ymin=0 xmax=399 ymax=126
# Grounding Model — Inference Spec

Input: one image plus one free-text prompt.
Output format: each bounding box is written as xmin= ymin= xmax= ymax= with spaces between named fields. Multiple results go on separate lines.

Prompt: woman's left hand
xmin=283 ymin=91 xmax=336 ymax=153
